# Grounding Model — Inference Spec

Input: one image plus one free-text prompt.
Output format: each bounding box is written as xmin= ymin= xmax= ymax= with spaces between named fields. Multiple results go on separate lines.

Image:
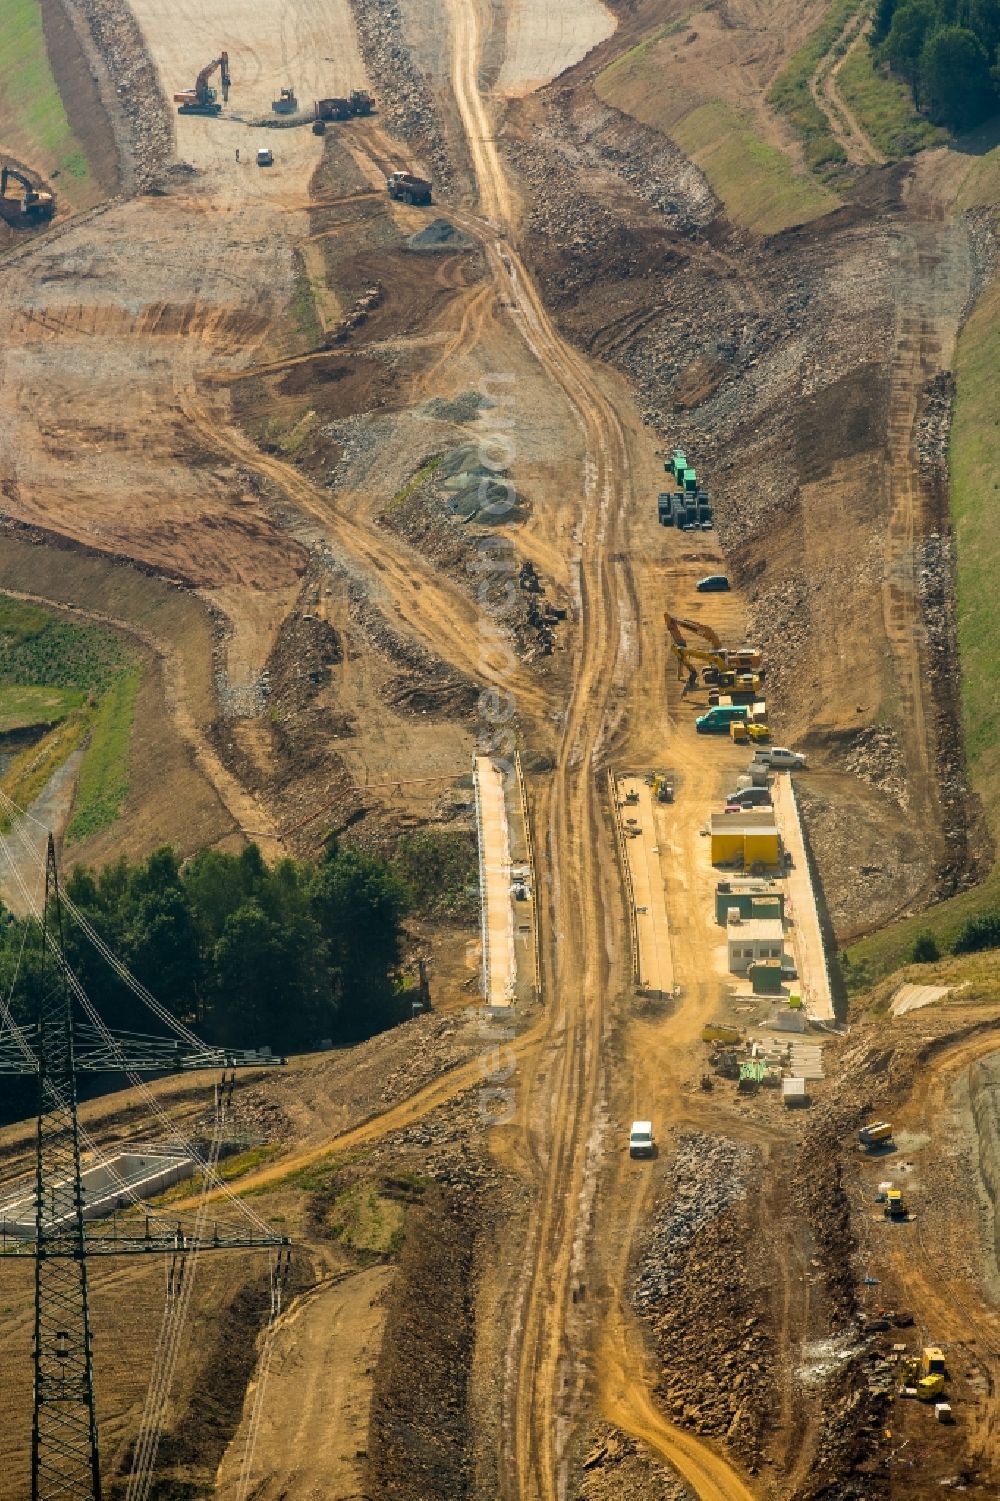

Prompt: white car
xmin=629 ymin=1120 xmax=655 ymax=1158
xmin=752 ymin=746 xmax=806 ymax=770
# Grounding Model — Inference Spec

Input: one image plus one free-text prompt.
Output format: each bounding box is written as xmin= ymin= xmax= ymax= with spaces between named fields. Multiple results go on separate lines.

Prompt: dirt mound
xmin=365 ymin=1183 xmax=475 ymax=1498
xmin=407 ymin=217 xmax=474 ymax=251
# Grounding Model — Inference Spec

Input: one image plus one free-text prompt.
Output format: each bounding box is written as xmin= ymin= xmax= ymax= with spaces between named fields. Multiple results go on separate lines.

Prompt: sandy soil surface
xmin=1 ymin=0 xmax=998 ymax=1498
xmin=215 ymin=1264 xmax=392 ymax=1500
xmin=497 ymin=0 xmax=616 ymax=96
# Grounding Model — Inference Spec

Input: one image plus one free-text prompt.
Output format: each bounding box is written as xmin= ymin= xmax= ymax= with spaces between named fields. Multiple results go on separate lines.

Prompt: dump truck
xmin=386 ymin=170 xmax=432 ymax=205
xmin=175 ymin=52 xmax=230 ymax=115
xmin=272 ymin=87 xmax=297 ymax=113
xmin=916 ymin=1374 xmax=946 ymax=1402
xmin=315 ymin=97 xmax=353 ymax=121
xmin=859 ymin=1121 xmax=893 ymax=1148
xmin=0 ymin=165 xmax=54 ymax=224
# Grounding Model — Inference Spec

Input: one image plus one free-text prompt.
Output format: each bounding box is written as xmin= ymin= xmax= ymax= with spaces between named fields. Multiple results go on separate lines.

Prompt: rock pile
xmin=841 ymin=723 xmax=908 ymax=807
xmin=75 ymin=0 xmax=173 ymax=190
xmin=633 ymin=1134 xmax=772 ymax=1472
xmin=349 ymin=0 xmax=451 ymax=185
xmin=349 ymin=584 xmax=479 ymax=719
xmin=914 ymin=371 xmax=955 ymax=478
xmin=579 ymin=1425 xmax=693 ymax=1500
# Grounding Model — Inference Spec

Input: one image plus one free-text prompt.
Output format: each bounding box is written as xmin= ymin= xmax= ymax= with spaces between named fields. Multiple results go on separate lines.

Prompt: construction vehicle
xmin=0 ymin=165 xmax=54 ymax=223
xmin=652 ymin=773 xmax=674 ymax=803
xmin=702 ymin=1023 xmax=741 ymax=1045
xmin=256 ymin=147 xmax=274 ymax=167
xmin=315 ymin=97 xmax=353 ymax=121
xmin=664 ymin=613 xmax=763 ymax=683
xmin=922 ymin=1346 xmax=947 ymax=1376
xmin=730 ymin=720 xmax=770 ymax=744
xmin=860 ymin=1121 xmax=893 ymax=1148
xmin=916 ymin=1374 xmax=946 ymax=1402
xmin=386 ymin=169 xmax=432 ymax=205
xmin=272 ymin=86 xmax=297 ymax=114
xmin=350 ymin=89 xmax=374 ymax=115
xmin=174 ymin=52 xmax=230 ymax=115
xmin=884 ymin=1187 xmax=907 ymax=1220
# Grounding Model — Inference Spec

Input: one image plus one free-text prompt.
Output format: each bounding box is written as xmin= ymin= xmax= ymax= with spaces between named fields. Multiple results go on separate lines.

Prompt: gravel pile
xmin=633 ymin=1133 xmax=773 ymax=1472
xmin=348 ymin=0 xmax=451 ymax=185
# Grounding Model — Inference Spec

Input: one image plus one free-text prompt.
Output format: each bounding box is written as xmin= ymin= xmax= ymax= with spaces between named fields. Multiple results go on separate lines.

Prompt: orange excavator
xmin=174 ymin=52 xmax=231 ymax=115
xmin=0 ymin=165 xmax=54 ymax=224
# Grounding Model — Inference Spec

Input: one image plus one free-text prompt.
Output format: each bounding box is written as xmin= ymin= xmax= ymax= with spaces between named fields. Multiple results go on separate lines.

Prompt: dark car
xmin=696 ymin=574 xmax=730 ymax=593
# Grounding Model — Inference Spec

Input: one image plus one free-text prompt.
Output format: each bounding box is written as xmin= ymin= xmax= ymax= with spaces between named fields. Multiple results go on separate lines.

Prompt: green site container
xmin=749 ymin=960 xmax=784 ymax=995
xmin=716 ymin=890 xmax=785 ymax=924
xmin=683 ymin=469 xmax=698 ymax=493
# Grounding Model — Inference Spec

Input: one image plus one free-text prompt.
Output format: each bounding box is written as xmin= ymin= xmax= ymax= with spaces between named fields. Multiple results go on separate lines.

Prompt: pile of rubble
xmin=841 ymin=724 xmax=909 ymax=808
xmin=633 ymin=1134 xmax=773 ymax=1472
xmin=546 ymin=89 xmax=717 ymax=232
xmin=579 ymin=1426 xmax=693 ymax=1501
xmin=75 ymin=0 xmax=173 ymax=190
xmin=914 ymin=371 xmax=955 ymax=479
xmin=348 ymin=0 xmax=451 ymax=185
xmin=918 ymin=528 xmax=989 ymax=896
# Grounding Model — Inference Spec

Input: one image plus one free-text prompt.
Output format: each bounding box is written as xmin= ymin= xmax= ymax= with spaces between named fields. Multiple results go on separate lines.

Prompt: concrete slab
xmin=616 ymin=774 xmax=673 ymax=997
xmin=474 ymin=755 xmax=517 ymax=1008
xmin=770 ymin=775 xmax=834 ymax=1021
xmin=890 ymin=982 xmax=952 ymax=1017
xmin=0 ymin=1149 xmax=194 ymax=1236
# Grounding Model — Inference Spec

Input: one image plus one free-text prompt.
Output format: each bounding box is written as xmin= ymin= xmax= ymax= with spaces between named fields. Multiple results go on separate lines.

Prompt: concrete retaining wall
xmin=0 ymin=1149 xmax=194 ymax=1237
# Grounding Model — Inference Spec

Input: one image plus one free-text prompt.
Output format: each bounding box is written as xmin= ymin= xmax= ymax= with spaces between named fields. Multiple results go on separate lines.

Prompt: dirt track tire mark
xmin=442 ymin=3 xmax=759 ymax=1499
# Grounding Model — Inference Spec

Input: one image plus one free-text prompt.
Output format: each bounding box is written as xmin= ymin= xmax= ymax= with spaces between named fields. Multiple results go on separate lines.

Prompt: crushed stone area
xmin=633 ymin=1134 xmax=773 ymax=1473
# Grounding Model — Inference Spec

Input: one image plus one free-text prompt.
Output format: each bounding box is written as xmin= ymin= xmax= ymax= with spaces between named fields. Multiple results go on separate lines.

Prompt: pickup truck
xmin=751 ymin=746 xmax=806 ymax=770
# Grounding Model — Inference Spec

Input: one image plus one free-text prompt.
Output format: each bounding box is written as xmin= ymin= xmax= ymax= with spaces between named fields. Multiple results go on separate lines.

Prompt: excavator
xmin=174 ymin=52 xmax=231 ymax=115
xmin=664 ymin=612 xmax=764 ymax=687
xmin=0 ymin=165 xmax=54 ymax=224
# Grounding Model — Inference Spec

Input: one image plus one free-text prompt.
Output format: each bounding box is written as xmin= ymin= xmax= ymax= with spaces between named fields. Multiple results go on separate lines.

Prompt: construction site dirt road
xmin=0 ymin=0 xmax=998 ymax=1499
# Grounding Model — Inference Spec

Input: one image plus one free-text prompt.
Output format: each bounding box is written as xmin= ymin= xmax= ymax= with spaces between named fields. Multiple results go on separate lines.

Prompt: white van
xmin=629 ymin=1120 xmax=654 ymax=1158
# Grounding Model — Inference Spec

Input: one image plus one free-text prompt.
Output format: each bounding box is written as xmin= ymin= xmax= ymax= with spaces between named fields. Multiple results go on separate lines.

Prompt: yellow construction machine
xmin=664 ymin=612 xmax=764 ymax=687
xmin=730 ymin=720 xmax=770 ymax=744
xmin=0 ymin=165 xmax=54 ymax=224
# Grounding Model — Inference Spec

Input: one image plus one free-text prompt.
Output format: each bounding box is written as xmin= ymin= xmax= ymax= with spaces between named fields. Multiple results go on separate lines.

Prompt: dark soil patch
xmin=42 ymin=0 xmax=120 ymax=198
xmin=365 ymin=1184 xmax=475 ymax=1499
xmin=794 ymin=368 xmax=889 ymax=485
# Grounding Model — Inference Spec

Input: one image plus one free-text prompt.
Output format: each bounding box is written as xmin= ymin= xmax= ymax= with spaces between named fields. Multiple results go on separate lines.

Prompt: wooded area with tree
xmin=873 ymin=0 xmax=1000 ymax=128
xmin=0 ymin=841 xmax=414 ymax=1076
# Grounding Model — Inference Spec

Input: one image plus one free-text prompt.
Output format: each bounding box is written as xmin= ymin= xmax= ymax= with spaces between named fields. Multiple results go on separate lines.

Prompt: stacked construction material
xmin=658 ymin=448 xmax=713 ymax=529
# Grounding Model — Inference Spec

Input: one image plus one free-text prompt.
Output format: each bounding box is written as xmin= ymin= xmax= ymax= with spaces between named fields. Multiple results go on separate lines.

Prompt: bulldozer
xmin=0 ymin=165 xmax=54 ymax=224
xmin=272 ymin=86 xmax=297 ymax=114
xmin=174 ymin=52 xmax=231 ymax=115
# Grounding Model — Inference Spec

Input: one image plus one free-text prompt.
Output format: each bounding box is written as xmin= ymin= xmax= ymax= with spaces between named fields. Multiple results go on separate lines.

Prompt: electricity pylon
xmin=0 ymin=835 xmax=287 ymax=1501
